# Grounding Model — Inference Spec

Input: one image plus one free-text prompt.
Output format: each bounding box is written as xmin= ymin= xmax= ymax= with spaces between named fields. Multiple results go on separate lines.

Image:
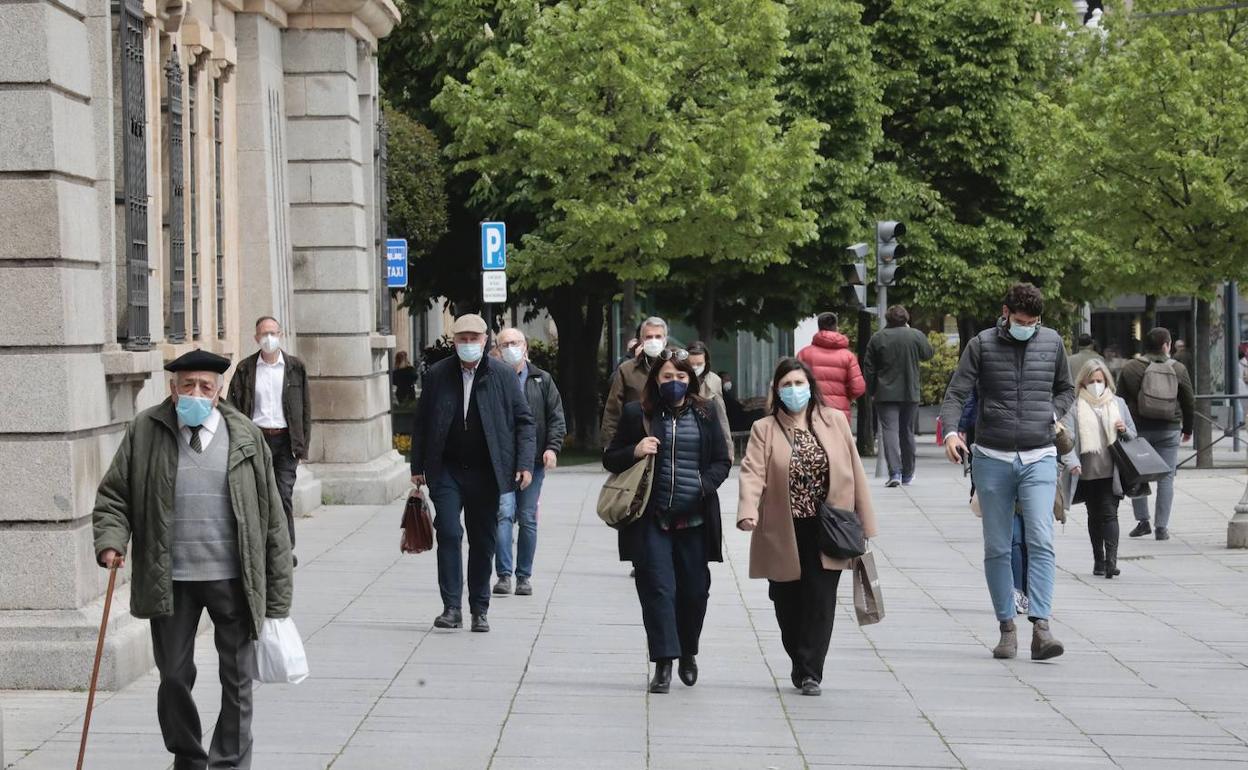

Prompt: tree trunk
xmin=1142 ymin=294 xmax=1158 ymax=333
xmin=548 ymin=284 xmax=606 ymax=450
xmin=698 ymin=280 xmax=716 ymax=342
xmin=1195 ymin=296 xmax=1214 ymax=469
xmin=856 ymin=309 xmax=875 ymax=456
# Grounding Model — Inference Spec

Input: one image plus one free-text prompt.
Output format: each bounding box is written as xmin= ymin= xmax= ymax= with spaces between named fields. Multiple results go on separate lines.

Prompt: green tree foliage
xmin=384 ymin=105 xmax=449 ymax=308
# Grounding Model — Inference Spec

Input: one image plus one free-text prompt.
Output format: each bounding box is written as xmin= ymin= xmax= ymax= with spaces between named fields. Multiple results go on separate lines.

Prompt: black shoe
xmin=649 ymin=660 xmax=672 ymax=694
xmin=1155 ymin=527 xmax=1170 ymax=541
xmin=292 ymin=553 xmax=299 ymax=568
xmin=1104 ymin=542 xmax=1120 ymax=579
xmin=790 ymin=667 xmax=802 ymax=690
xmin=800 ymin=677 xmax=822 ymax=696
xmin=1129 ymin=521 xmax=1152 ymax=538
xmin=433 ymin=608 xmax=462 ymax=629
xmin=471 ymin=613 xmax=490 ymax=633
xmin=1093 ymin=560 xmax=1105 ymax=576
xmin=678 ymin=656 xmax=698 ymax=687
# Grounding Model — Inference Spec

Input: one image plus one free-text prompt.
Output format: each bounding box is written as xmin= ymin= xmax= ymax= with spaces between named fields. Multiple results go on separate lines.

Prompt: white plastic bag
xmin=248 ymin=617 xmax=309 ymax=684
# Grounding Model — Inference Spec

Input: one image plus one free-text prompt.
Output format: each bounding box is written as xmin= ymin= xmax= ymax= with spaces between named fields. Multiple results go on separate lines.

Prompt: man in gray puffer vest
xmin=940 ymin=283 xmax=1076 ymax=662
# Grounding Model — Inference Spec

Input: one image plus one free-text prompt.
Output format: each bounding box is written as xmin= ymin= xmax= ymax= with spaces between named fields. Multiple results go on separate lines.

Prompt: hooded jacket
xmin=797 ymin=331 xmax=866 ymax=417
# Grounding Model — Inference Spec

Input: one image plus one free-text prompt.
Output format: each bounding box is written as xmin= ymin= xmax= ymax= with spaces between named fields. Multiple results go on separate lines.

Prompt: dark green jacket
xmin=227 ymin=351 xmax=312 ymax=459
xmin=1116 ymin=354 xmax=1195 ymax=435
xmin=93 ymin=399 xmax=294 ymax=638
xmin=864 ymin=327 xmax=935 ymax=403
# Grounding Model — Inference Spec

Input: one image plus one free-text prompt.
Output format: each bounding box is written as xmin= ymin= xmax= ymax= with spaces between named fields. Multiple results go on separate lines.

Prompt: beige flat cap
xmin=450 ymin=314 xmax=488 ymax=334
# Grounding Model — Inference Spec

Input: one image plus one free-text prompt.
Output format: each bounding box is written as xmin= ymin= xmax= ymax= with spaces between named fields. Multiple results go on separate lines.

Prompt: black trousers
xmin=150 ymin=579 xmax=255 ymax=770
xmin=769 ymin=517 xmax=842 ymax=685
xmin=263 ymin=432 xmax=297 ymax=549
xmin=633 ymin=515 xmax=710 ymax=662
xmin=1079 ymin=476 xmax=1120 ymax=561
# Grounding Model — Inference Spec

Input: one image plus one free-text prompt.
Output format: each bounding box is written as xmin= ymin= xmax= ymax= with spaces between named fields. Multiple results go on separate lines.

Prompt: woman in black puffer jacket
xmin=604 ymin=348 xmax=732 ymax=694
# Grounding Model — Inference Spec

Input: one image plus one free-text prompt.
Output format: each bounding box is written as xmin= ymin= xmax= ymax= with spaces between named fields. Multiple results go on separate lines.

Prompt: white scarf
xmin=1076 ymin=386 xmax=1121 ymax=456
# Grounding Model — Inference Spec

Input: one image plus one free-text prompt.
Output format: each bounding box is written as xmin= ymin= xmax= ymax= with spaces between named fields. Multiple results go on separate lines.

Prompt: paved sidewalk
xmin=5 ymin=447 xmax=1248 ymax=769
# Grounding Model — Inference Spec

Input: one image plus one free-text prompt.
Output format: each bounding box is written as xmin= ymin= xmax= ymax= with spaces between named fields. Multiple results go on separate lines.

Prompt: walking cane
xmin=77 ymin=559 xmax=121 ymax=770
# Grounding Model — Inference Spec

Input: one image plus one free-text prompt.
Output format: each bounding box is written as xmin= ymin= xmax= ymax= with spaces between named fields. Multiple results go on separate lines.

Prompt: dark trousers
xmin=877 ymin=401 xmax=918 ymax=479
xmin=150 ymin=579 xmax=255 ymax=770
xmin=430 ymin=467 xmax=500 ymax=615
xmin=633 ymin=515 xmax=710 ymax=662
xmin=1080 ymin=477 xmax=1120 ymax=562
xmin=769 ymin=517 xmax=842 ymax=685
xmin=263 ymin=432 xmax=297 ymax=549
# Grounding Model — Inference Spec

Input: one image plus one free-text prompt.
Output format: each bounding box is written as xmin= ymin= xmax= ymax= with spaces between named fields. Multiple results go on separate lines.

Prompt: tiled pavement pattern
xmin=5 ymin=445 xmax=1248 ymax=769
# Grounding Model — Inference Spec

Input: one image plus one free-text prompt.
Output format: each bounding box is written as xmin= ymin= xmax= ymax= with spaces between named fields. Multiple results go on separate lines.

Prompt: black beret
xmin=164 ymin=349 xmax=231 ymax=374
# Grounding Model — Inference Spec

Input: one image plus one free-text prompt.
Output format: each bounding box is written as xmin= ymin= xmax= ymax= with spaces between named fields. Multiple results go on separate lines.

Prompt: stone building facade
xmin=0 ymin=0 xmax=403 ymax=688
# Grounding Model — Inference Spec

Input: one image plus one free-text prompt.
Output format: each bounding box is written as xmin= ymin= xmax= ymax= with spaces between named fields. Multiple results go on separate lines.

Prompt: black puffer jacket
xmin=940 ymin=320 xmax=1076 ymax=452
xmin=652 ymin=407 xmax=703 ymax=517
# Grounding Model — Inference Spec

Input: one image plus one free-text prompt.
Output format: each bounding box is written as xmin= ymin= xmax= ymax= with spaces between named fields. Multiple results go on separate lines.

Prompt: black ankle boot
xmin=649 ymin=660 xmax=672 ymax=694
xmin=678 ymin=656 xmax=698 ymax=687
xmin=1104 ymin=541 xmax=1120 ymax=579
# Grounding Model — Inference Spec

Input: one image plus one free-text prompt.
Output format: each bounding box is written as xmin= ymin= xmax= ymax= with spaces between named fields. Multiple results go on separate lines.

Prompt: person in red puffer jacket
xmin=797 ymin=312 xmax=866 ymax=420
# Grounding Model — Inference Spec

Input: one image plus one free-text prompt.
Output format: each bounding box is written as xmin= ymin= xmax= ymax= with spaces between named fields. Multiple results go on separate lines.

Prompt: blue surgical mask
xmin=176 ymin=395 xmax=214 ymax=427
xmin=659 ymin=380 xmax=688 ymax=406
xmin=779 ymin=384 xmax=811 ymax=413
xmin=1009 ymin=320 xmax=1038 ymax=342
xmin=501 ymin=346 xmax=525 ymax=366
xmin=456 ymin=343 xmax=484 ymax=363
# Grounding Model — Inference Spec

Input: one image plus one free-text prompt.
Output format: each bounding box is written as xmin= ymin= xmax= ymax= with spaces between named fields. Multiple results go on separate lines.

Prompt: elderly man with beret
xmin=410 ymin=314 xmax=536 ymax=633
xmin=93 ymin=349 xmax=293 ymax=770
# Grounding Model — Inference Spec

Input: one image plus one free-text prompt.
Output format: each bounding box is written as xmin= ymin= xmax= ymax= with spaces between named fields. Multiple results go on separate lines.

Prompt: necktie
xmin=189 ymin=426 xmax=203 ymax=454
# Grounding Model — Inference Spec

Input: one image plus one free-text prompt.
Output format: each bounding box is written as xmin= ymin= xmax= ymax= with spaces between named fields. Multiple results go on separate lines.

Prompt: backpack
xmin=1137 ymin=360 xmax=1179 ymax=420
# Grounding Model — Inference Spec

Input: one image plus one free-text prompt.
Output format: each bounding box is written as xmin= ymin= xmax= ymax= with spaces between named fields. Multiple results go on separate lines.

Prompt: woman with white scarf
xmin=1061 ymin=359 xmax=1137 ymax=579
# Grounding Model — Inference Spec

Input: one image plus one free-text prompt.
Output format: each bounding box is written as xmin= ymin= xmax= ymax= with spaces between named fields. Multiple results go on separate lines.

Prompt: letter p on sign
xmin=481 ymin=222 xmax=506 ymax=271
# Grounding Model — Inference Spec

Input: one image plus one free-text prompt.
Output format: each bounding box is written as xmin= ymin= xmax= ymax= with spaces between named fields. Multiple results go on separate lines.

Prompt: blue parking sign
xmin=386 ymin=238 xmax=408 ymax=288
xmin=481 ymin=222 xmax=506 ymax=271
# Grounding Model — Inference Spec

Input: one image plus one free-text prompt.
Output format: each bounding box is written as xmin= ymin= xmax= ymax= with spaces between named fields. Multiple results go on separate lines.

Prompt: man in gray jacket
xmin=941 ymin=283 xmax=1076 ymax=662
xmin=493 ymin=327 xmax=566 ymax=597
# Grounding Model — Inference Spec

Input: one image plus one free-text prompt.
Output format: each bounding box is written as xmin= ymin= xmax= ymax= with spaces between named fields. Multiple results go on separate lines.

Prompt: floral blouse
xmin=788 ymin=428 xmax=830 ymax=518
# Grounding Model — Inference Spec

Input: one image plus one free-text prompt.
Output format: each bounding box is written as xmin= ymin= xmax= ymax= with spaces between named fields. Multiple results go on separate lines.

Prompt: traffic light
xmin=841 ymin=242 xmax=869 ymax=307
xmin=876 ymin=221 xmax=905 ymax=287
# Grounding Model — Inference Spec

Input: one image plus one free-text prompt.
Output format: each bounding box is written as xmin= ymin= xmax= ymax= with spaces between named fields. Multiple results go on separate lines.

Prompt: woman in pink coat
xmin=796 ymin=313 xmax=866 ymax=420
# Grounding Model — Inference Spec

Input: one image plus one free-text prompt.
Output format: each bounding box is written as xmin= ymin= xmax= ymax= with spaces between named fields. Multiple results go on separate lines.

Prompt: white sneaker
xmin=1014 ymin=589 xmax=1030 ymax=616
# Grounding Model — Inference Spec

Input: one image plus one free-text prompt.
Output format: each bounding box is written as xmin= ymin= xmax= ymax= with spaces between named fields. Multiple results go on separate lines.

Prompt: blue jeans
xmin=972 ymin=450 xmax=1057 ymax=622
xmin=1131 ymin=428 xmax=1180 ymax=530
xmin=496 ymin=467 xmax=545 ymax=579
xmin=429 ymin=468 xmax=499 ymax=615
xmin=1011 ymin=514 xmax=1028 ymax=594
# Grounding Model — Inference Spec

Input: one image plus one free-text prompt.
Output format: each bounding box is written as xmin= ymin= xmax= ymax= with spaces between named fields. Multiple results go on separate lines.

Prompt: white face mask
xmin=693 ymin=364 xmax=705 ymax=377
xmin=260 ymin=334 xmax=281 ymax=354
xmin=1089 ymin=382 xmax=1106 ymax=398
xmin=723 ymin=381 xmax=733 ymax=392
xmin=501 ymin=346 xmax=525 ymax=366
xmin=642 ymin=338 xmax=666 ymax=358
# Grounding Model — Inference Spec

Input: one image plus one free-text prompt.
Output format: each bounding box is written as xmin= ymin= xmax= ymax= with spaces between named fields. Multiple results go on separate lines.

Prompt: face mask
xmin=642 ymin=338 xmax=666 ymax=358
xmin=176 ymin=395 xmax=214 ymax=427
xmin=1089 ymin=382 xmax=1106 ymax=398
xmin=659 ymin=380 xmax=688 ymax=406
xmin=1008 ymin=320 xmax=1038 ymax=342
xmin=779 ymin=384 xmax=811 ymax=413
xmin=260 ymin=334 xmax=281 ymax=354
xmin=501 ymin=346 xmax=525 ymax=366
xmin=692 ymin=364 xmax=705 ymax=377
xmin=456 ymin=343 xmax=484 ymax=363
xmin=723 ymin=381 xmax=733 ymax=392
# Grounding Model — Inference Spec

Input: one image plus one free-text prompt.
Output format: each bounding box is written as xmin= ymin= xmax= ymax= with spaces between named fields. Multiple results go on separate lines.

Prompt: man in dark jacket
xmin=941 ymin=283 xmax=1075 ymax=663
xmin=410 ymin=314 xmax=536 ymax=633
xmin=1116 ymin=327 xmax=1194 ymax=540
xmin=492 ymin=327 xmax=566 ymax=597
xmin=94 ymin=350 xmax=293 ymax=770
xmin=227 ymin=315 xmax=311 ymax=562
xmin=864 ymin=305 xmax=934 ymax=486
xmin=601 ymin=316 xmax=669 ymax=447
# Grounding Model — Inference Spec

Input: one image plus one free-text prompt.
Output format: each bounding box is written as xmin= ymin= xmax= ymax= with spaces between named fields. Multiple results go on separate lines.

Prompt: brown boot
xmin=992 ymin=620 xmax=1017 ymax=659
xmin=1031 ymin=619 xmax=1065 ymax=661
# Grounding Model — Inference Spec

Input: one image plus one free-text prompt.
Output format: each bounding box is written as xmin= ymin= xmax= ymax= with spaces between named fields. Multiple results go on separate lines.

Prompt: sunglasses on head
xmin=657 ymin=348 xmax=690 ymax=362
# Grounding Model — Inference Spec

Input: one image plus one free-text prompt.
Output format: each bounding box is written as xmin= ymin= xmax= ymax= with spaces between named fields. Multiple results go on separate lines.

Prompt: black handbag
xmin=1109 ymin=435 xmax=1172 ymax=487
xmin=775 ymin=417 xmax=866 ymax=560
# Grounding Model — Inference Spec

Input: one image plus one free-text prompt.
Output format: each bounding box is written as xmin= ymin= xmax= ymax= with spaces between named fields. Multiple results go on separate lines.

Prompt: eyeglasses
xmin=497 ymin=340 xmax=524 ymax=349
xmin=657 ymin=348 xmax=689 ymax=362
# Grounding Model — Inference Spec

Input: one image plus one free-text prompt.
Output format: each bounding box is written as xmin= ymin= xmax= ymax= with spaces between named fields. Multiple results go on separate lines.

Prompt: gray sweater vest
xmin=172 ymin=423 xmax=241 ymax=581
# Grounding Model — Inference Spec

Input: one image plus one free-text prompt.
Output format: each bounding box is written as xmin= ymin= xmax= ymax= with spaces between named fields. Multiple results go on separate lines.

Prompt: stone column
xmin=282 ymin=0 xmax=404 ymax=503
xmin=0 ymin=0 xmax=155 ymax=688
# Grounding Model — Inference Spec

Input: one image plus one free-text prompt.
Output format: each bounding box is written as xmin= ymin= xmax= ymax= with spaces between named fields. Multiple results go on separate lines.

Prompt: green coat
xmin=864 ymin=327 xmax=935 ymax=403
xmin=93 ymin=399 xmax=294 ymax=638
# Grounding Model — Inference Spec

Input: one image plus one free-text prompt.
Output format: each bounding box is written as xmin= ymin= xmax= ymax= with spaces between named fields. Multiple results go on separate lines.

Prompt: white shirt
xmin=180 ymin=408 xmax=223 ymax=451
xmin=252 ymin=352 xmax=287 ymax=429
xmin=973 ymin=444 xmax=1057 ymax=465
xmin=461 ymin=365 xmax=477 ymax=419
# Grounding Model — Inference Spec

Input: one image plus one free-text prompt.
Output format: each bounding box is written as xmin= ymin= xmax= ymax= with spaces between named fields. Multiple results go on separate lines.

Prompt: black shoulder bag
xmin=776 ymin=416 xmax=866 ymax=560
